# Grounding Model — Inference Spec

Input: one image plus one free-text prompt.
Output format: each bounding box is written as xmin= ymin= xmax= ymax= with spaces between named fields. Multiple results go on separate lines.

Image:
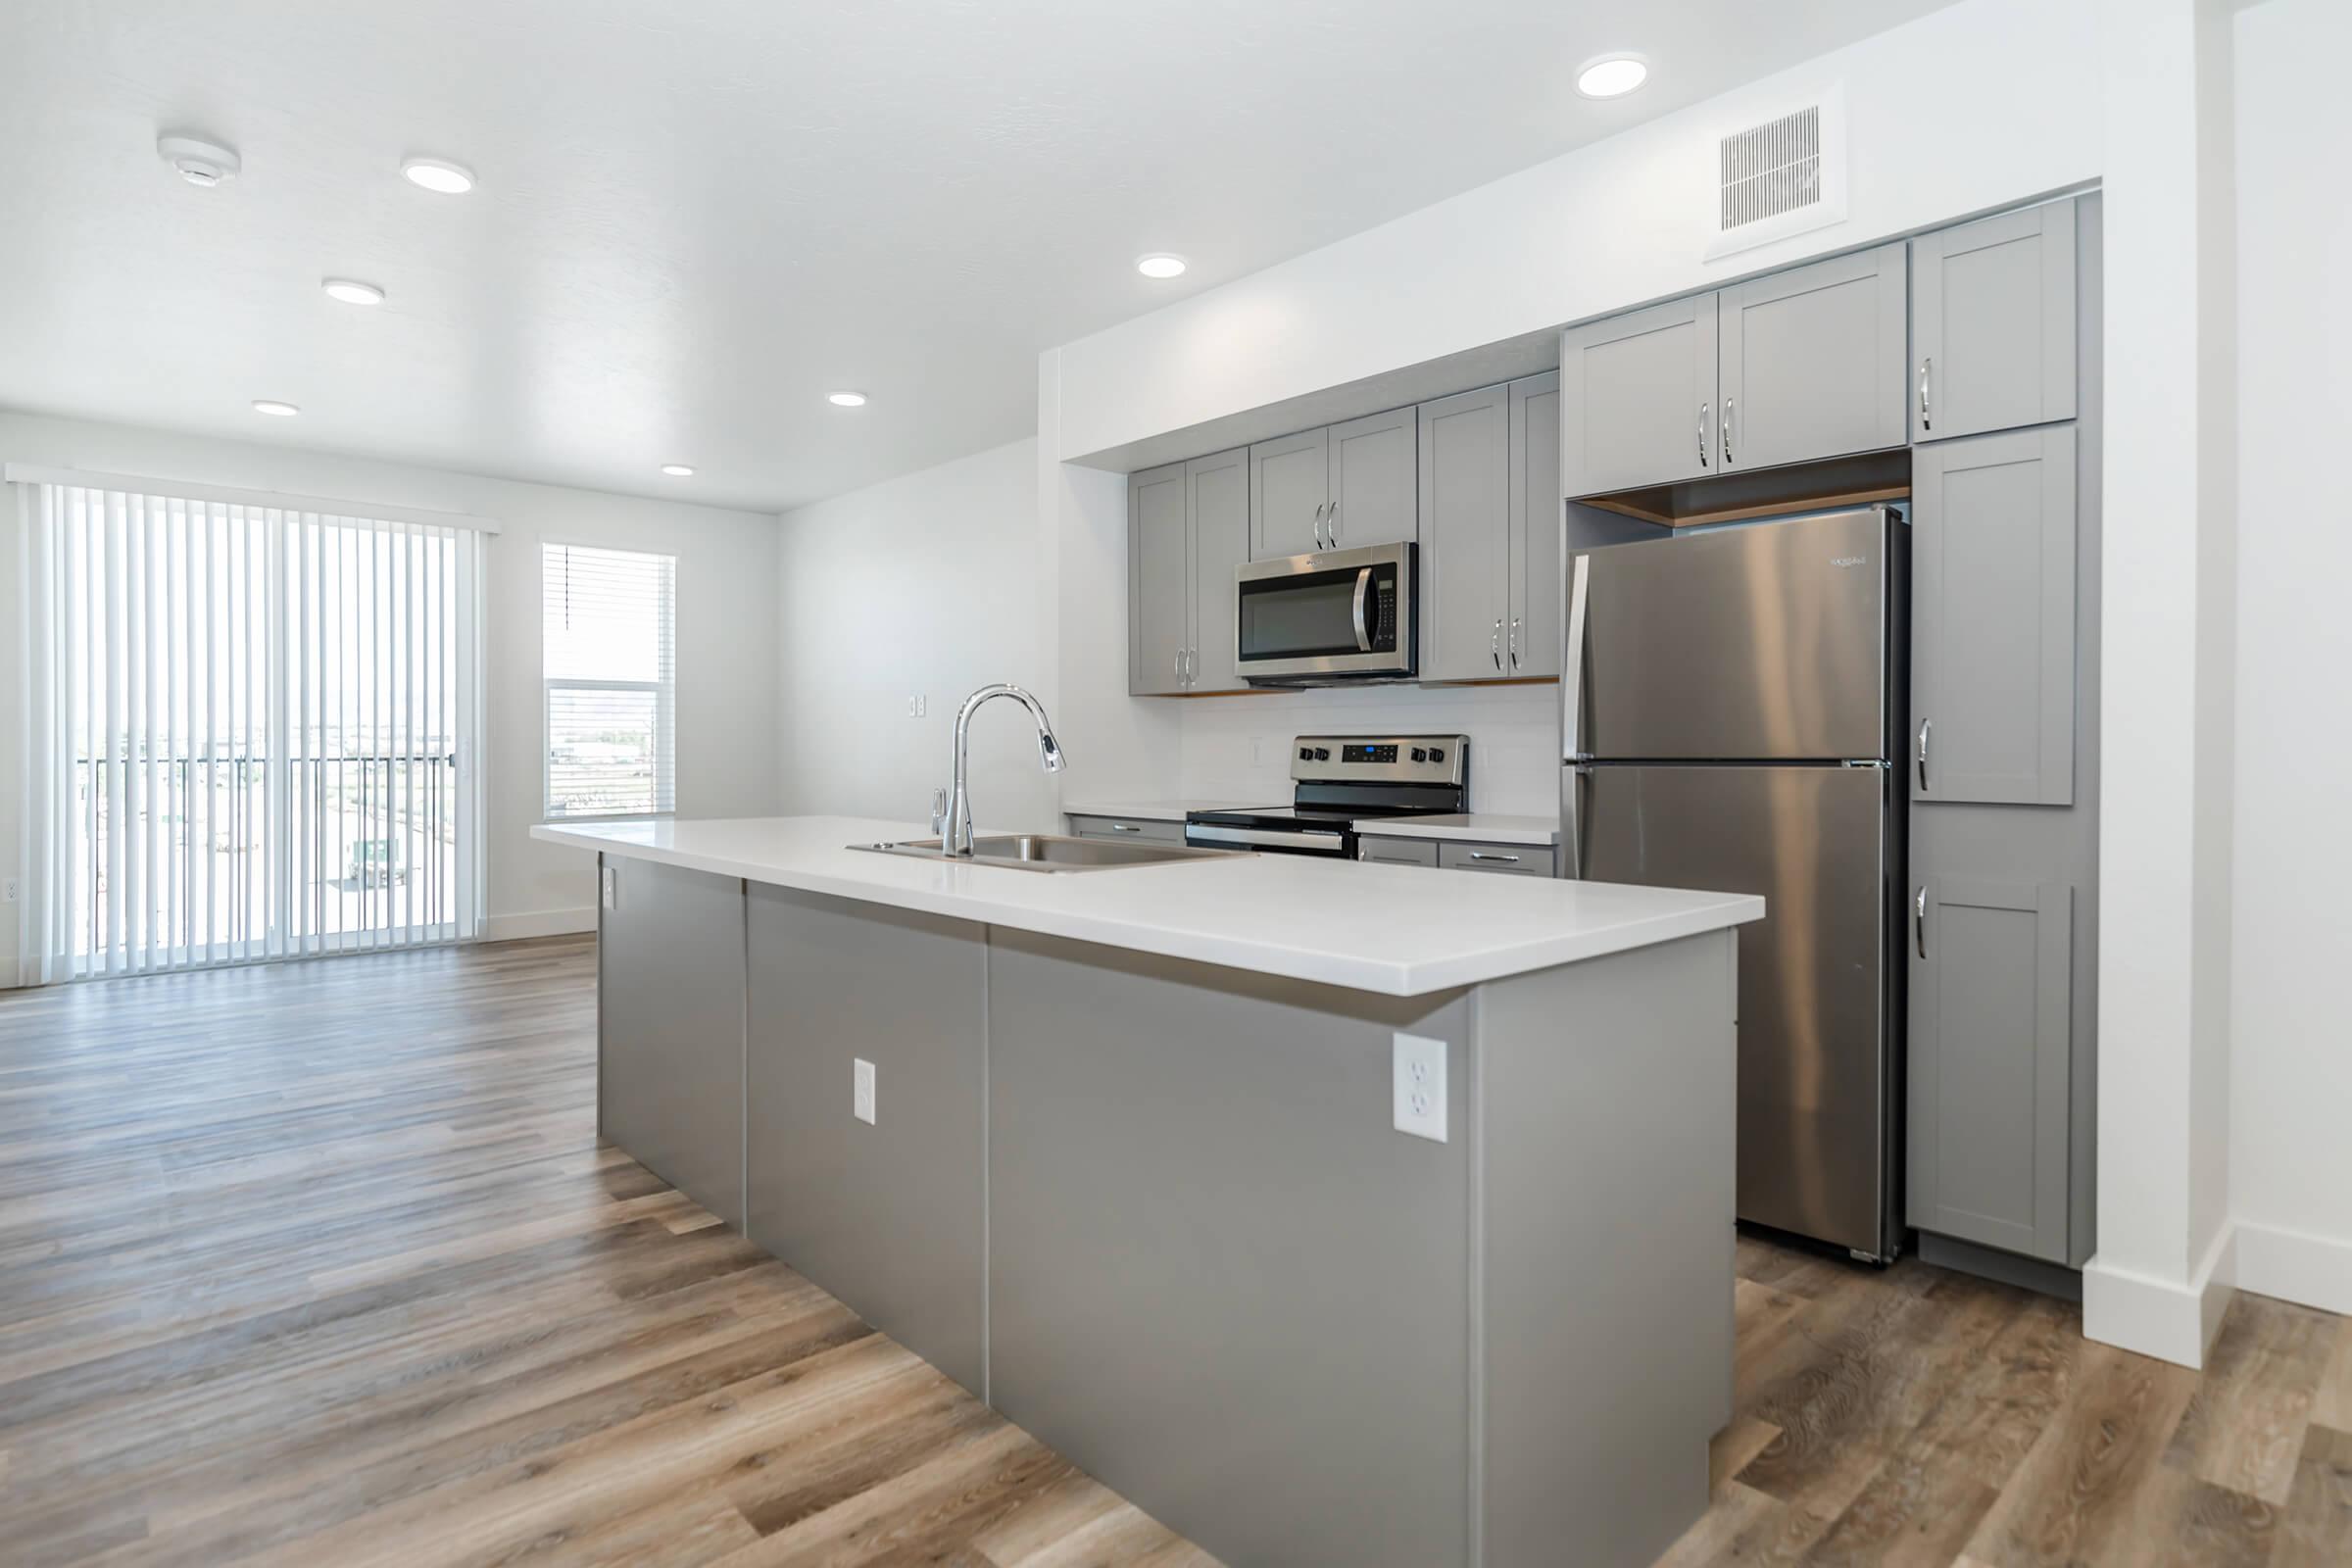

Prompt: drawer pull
xmin=1468 ymin=851 xmax=1521 ymax=863
xmin=1109 ymin=823 xmax=1144 ymax=833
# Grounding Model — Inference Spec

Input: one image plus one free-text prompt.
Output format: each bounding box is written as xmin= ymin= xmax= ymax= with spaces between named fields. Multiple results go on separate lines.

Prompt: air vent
xmin=1704 ymin=84 xmax=1847 ymax=260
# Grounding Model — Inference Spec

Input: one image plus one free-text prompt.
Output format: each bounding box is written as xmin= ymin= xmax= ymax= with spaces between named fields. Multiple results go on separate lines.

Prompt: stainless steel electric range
xmin=1184 ymin=735 xmax=1470 ymax=858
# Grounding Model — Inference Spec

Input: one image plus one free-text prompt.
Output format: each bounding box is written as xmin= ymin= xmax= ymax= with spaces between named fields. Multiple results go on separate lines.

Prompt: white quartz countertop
xmin=1061 ymin=799 xmax=1270 ymax=823
xmin=1352 ymin=813 xmax=1560 ymax=847
xmin=535 ymin=815 xmax=1760 ymax=998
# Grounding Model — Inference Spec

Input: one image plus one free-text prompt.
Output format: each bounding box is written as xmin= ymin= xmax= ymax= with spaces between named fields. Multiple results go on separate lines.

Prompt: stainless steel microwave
xmin=1234 ymin=542 xmax=1415 ymax=684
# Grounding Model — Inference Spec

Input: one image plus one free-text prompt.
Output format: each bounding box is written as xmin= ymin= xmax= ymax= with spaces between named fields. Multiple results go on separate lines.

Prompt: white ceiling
xmin=0 ymin=0 xmax=1957 ymax=513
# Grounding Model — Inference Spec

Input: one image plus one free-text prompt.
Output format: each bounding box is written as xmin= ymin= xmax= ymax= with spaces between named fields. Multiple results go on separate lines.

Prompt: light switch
xmin=601 ymin=865 xmax=617 ymax=910
xmin=853 ymin=1057 xmax=876 ymax=1125
xmin=1393 ymin=1033 xmax=1447 ymax=1143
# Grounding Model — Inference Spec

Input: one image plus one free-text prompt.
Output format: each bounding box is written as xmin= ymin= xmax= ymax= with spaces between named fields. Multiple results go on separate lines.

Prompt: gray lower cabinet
xmin=1907 ymin=875 xmax=2074 ymax=1262
xmin=1129 ymin=448 xmax=1250 ymax=695
xmin=1326 ymin=406 xmax=1418 ymax=550
xmin=596 ymin=856 xmax=747 ymax=1228
xmin=1249 ymin=426 xmax=1329 ymax=560
xmin=1357 ymin=835 xmax=1439 ymax=867
xmin=1065 ymin=813 xmax=1186 ymax=844
xmin=1507 ymin=370 xmax=1563 ymax=678
xmin=1913 ymin=197 xmax=2078 ymax=443
xmin=1418 ymin=383 xmax=1512 ymax=681
xmin=1912 ymin=424 xmax=2079 ymax=806
xmin=1717 ymin=241 xmax=1908 ymax=473
xmin=1559 ymin=292 xmax=1719 ymax=497
xmin=1439 ymin=841 xmax=1555 ymax=877
xmin=745 ymin=885 xmax=989 ymax=1395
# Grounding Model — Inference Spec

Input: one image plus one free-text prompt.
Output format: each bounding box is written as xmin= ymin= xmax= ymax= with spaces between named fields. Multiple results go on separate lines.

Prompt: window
xmin=543 ymin=543 xmax=675 ymax=818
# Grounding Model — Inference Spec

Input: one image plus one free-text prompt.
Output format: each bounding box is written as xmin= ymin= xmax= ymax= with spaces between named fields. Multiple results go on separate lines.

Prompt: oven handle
xmin=1187 ymin=824 xmax=1348 ymax=853
xmin=1350 ymin=566 xmax=1374 ymax=653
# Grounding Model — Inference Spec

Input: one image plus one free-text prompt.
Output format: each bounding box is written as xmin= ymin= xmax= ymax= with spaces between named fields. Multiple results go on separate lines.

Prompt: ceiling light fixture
xmin=1135 ymin=253 xmax=1188 ymax=279
xmin=660 ymin=464 xmax=695 ymax=477
xmin=252 ymin=399 xmax=300 ymax=416
xmin=827 ymin=391 xmax=867 ymax=408
xmin=158 ymin=132 xmax=241 ymax=187
xmin=322 ymin=277 xmax=386 ymax=306
xmin=1575 ymin=54 xmax=1649 ymax=98
xmin=401 ymin=156 xmax=476 ymax=195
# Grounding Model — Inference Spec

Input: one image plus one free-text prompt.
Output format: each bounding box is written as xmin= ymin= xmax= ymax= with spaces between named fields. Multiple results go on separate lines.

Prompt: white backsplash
xmin=1177 ymin=682 xmax=1561 ymax=814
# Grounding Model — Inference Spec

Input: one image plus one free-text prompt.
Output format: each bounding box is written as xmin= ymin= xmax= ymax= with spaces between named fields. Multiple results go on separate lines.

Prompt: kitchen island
xmin=533 ymin=814 xmax=1762 ymax=1568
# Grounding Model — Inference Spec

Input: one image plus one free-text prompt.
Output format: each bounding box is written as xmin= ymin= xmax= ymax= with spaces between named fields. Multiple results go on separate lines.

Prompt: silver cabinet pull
xmin=1491 ymin=617 xmax=1502 ymax=670
xmin=1469 ymin=851 xmax=1522 ymax=863
xmin=1110 ymin=822 xmax=1144 ymax=833
xmin=1310 ymin=502 xmax=1326 ymax=551
xmin=1722 ymin=397 xmax=1736 ymax=466
xmin=1915 ymin=886 xmax=1929 ymax=958
xmin=1697 ymin=401 xmax=1710 ymax=468
xmin=1916 ymin=717 xmax=1932 ymax=792
xmin=1509 ymin=616 xmax=1522 ymax=668
xmin=1327 ymin=499 xmax=1341 ymax=546
xmin=1173 ymin=649 xmax=1185 ymax=685
xmin=1919 ymin=358 xmax=1933 ymax=431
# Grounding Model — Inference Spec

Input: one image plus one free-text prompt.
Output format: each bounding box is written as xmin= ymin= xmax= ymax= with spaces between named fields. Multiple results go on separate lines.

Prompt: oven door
xmin=1235 ymin=544 xmax=1414 ymax=682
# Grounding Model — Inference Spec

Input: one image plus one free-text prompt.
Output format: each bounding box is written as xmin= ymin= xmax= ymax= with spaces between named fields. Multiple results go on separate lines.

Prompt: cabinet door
xmin=1717 ymin=242 xmax=1907 ymax=472
xmin=1327 ymin=406 xmax=1419 ymax=549
xmin=1908 ymin=875 xmax=2073 ymax=1261
xmin=1417 ymin=385 xmax=1510 ymax=682
xmin=1128 ymin=462 xmax=1190 ymax=695
xmin=1357 ymin=836 xmax=1439 ymax=867
xmin=1186 ymin=448 xmax=1250 ymax=694
xmin=1507 ymin=371 xmax=1562 ymax=679
xmin=1912 ymin=425 xmax=2078 ymax=805
xmin=1250 ymin=427 xmax=1330 ymax=560
xmin=1557 ymin=293 xmax=1718 ymax=496
xmin=1438 ymin=842 xmax=1556 ymax=877
xmin=1913 ymin=198 xmax=2077 ymax=442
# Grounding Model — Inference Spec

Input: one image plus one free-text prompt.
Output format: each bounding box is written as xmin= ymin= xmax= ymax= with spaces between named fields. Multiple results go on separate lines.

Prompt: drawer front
xmin=1066 ymin=814 xmax=1186 ymax=845
xmin=1438 ymin=842 xmax=1556 ymax=877
xmin=1357 ymin=836 xmax=1440 ymax=867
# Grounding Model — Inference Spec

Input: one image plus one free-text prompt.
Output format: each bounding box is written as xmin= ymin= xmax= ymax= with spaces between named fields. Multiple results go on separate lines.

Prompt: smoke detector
xmin=158 ymin=133 xmax=241 ymax=187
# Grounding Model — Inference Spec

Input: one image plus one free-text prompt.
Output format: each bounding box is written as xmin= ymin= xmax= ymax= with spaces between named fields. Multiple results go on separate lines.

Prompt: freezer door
xmin=1576 ymin=762 xmax=1893 ymax=1256
xmin=1570 ymin=508 xmax=1890 ymax=761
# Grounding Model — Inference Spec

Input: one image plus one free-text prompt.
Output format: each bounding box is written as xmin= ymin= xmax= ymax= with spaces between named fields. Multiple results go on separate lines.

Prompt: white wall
xmin=2225 ymin=0 xmax=2352 ymax=1316
xmin=774 ymin=438 xmax=1062 ymax=833
xmin=0 ymin=411 xmax=783 ymax=964
xmin=1178 ymin=685 xmax=1558 ymax=814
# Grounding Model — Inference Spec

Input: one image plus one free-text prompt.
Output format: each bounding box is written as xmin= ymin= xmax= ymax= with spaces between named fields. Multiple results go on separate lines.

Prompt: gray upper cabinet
xmin=1418 ymin=384 xmax=1512 ymax=682
xmin=1507 ymin=371 xmax=1562 ymax=679
xmin=1716 ymin=242 xmax=1908 ymax=473
xmin=1326 ymin=407 xmax=1419 ymax=550
xmin=1128 ymin=462 xmax=1189 ymax=696
xmin=1187 ymin=448 xmax=1250 ymax=694
xmin=1250 ymin=427 xmax=1330 ymax=560
xmin=1558 ymin=293 xmax=1719 ymax=497
xmin=1913 ymin=199 xmax=2077 ymax=443
xmin=1908 ymin=875 xmax=2073 ymax=1261
xmin=1912 ymin=424 xmax=2079 ymax=805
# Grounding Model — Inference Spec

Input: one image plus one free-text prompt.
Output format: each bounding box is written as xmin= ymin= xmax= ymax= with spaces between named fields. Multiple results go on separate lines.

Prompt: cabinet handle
xmin=1509 ymin=616 xmax=1522 ymax=668
xmin=1317 ymin=502 xmax=1335 ymax=551
xmin=1469 ymin=851 xmax=1522 ymax=863
xmin=1697 ymin=401 xmax=1710 ymax=468
xmin=1916 ymin=886 xmax=1929 ymax=959
xmin=1916 ymin=717 xmax=1932 ymax=792
xmin=1492 ymin=618 xmax=1502 ymax=670
xmin=1919 ymin=358 xmax=1933 ymax=431
xmin=1110 ymin=822 xmax=1144 ymax=833
xmin=1328 ymin=500 xmax=1341 ymax=546
xmin=1722 ymin=397 xmax=1736 ymax=466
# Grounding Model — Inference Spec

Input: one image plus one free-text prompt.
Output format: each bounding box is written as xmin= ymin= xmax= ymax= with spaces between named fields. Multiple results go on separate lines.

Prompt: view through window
xmin=543 ymin=543 xmax=676 ymax=818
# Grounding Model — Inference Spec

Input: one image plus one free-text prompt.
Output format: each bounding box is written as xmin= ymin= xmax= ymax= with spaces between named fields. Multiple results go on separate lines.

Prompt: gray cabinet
xmin=1130 ymin=449 xmax=1250 ymax=696
xmin=1907 ymin=875 xmax=2073 ymax=1261
xmin=1357 ymin=836 xmax=1440 ymax=867
xmin=1559 ymin=293 xmax=1718 ymax=497
xmin=1250 ymin=427 xmax=1330 ymax=560
xmin=1417 ymin=384 xmax=1512 ymax=682
xmin=1717 ymin=242 xmax=1908 ymax=472
xmin=1327 ymin=407 xmax=1419 ymax=550
xmin=1439 ymin=842 xmax=1556 ymax=878
xmin=1507 ymin=371 xmax=1562 ymax=679
xmin=1913 ymin=198 xmax=2077 ymax=443
xmin=1912 ymin=424 xmax=2079 ymax=806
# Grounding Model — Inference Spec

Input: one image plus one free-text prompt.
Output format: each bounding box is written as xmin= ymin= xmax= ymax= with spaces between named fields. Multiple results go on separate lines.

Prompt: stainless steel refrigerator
xmin=1561 ymin=504 xmax=1906 ymax=1262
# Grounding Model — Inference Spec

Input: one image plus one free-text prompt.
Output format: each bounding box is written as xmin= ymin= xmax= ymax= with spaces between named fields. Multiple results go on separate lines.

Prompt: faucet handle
xmin=930 ymin=786 xmax=950 ymax=837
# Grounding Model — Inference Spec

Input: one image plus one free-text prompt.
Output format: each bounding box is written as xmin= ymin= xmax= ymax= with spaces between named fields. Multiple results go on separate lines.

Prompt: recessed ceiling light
xmin=401 ymin=156 xmax=475 ymax=195
xmin=827 ymin=391 xmax=867 ymax=408
xmin=158 ymin=132 xmax=241 ymax=187
xmin=1575 ymin=55 xmax=1649 ymax=98
xmin=1135 ymin=253 xmax=1188 ymax=279
xmin=660 ymin=464 xmax=695 ymax=477
xmin=252 ymin=399 xmax=300 ymax=417
xmin=321 ymin=277 xmax=385 ymax=306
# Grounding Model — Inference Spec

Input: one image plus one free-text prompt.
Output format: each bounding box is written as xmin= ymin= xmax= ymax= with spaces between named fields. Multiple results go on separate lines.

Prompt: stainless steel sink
xmin=852 ymin=833 xmax=1244 ymax=873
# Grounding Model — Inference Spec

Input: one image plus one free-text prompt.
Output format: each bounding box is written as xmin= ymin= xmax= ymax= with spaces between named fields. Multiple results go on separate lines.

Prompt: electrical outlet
xmin=1393 ymin=1033 xmax=1447 ymax=1142
xmin=906 ymin=694 xmax=928 ymax=717
xmin=853 ymin=1057 xmax=876 ymax=1125
xmin=601 ymin=866 xmax=617 ymax=910
xmin=1 ymin=878 xmax=16 ymax=904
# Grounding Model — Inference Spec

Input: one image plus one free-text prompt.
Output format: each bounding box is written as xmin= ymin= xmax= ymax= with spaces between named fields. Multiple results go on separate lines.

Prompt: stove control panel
xmin=1289 ymin=734 xmax=1469 ymax=787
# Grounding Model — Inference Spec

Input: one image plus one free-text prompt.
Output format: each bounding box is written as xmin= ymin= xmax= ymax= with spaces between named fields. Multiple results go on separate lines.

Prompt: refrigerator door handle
xmin=1562 ymin=763 xmax=1589 ymax=880
xmin=1562 ymin=554 xmax=1592 ymax=761
xmin=1915 ymin=885 xmax=1930 ymax=959
xmin=1916 ymin=717 xmax=1932 ymax=793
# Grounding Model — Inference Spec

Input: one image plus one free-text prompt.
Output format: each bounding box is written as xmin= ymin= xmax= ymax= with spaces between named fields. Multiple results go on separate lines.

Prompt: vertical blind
xmin=16 ymin=481 xmax=485 ymax=982
xmin=542 ymin=543 xmax=675 ymax=818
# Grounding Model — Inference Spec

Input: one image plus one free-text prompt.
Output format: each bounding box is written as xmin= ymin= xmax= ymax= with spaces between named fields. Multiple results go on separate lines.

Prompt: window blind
xmin=542 ymin=544 xmax=675 ymax=818
xmin=15 ymin=482 xmax=485 ymax=981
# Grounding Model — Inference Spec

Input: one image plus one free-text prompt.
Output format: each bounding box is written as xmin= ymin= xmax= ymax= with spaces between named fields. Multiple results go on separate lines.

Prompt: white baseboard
xmin=2082 ymin=1221 xmax=2236 ymax=1369
xmin=0 ymin=956 xmax=19 ymax=990
xmin=479 ymin=906 xmax=597 ymax=943
xmin=2231 ymin=1220 xmax=2352 ymax=1318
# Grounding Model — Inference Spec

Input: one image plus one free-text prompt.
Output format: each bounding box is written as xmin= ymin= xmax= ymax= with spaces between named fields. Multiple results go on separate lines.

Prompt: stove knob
xmin=1428 ymin=747 xmax=1446 ymax=763
xmin=1312 ymin=747 xmax=1331 ymax=761
xmin=1410 ymin=747 xmax=1428 ymax=762
xmin=1298 ymin=748 xmax=1313 ymax=761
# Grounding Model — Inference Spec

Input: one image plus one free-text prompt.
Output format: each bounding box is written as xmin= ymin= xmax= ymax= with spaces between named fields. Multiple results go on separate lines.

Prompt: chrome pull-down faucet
xmin=943 ymin=684 xmax=1065 ymax=856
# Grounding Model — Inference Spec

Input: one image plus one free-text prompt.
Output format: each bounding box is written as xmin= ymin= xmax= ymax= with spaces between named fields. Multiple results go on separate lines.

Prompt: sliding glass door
xmin=19 ymin=483 xmax=484 ymax=980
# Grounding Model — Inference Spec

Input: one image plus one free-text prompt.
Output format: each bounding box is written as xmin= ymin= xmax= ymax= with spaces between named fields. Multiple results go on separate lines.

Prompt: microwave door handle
xmin=1351 ymin=566 xmax=1374 ymax=652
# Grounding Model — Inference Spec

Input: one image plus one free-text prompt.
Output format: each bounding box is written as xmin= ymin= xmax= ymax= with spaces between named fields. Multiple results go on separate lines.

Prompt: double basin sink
xmin=855 ymin=833 xmax=1240 ymax=874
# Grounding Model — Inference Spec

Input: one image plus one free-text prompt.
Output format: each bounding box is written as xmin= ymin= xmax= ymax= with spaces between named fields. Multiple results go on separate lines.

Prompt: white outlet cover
xmin=853 ymin=1057 xmax=877 ymax=1125
xmin=1393 ymin=1033 xmax=1447 ymax=1142
xmin=601 ymin=866 xmax=617 ymax=910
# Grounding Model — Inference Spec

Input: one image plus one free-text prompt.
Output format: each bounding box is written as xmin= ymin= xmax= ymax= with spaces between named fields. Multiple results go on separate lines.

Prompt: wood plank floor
xmin=0 ymin=936 xmax=2344 ymax=1567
